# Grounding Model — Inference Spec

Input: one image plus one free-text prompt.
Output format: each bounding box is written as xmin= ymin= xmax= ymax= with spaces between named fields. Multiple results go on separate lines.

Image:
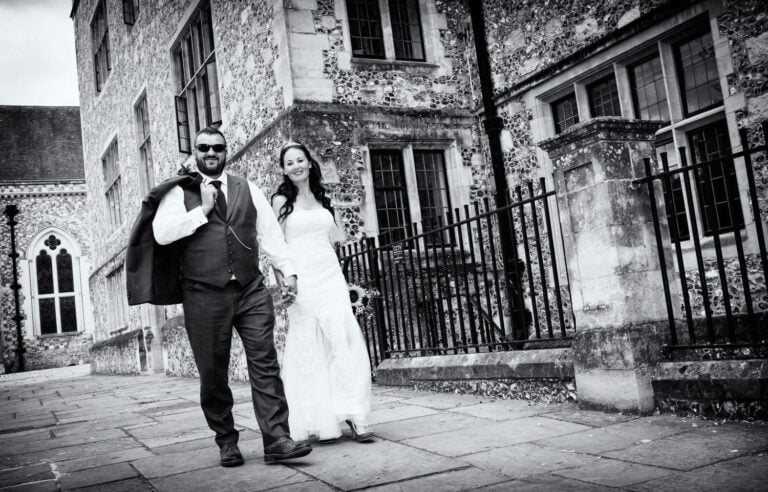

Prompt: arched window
xmin=28 ymin=231 xmax=84 ymax=336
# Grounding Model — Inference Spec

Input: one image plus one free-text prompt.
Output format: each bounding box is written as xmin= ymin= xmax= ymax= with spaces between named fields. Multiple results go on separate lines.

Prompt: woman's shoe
xmin=345 ymin=419 xmax=374 ymax=443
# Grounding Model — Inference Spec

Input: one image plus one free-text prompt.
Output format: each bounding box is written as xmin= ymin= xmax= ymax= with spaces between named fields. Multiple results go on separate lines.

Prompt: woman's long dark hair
xmin=271 ymin=142 xmax=334 ymax=223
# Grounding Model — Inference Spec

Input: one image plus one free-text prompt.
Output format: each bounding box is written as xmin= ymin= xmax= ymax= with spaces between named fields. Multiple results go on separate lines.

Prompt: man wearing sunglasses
xmin=134 ymin=126 xmax=310 ymax=467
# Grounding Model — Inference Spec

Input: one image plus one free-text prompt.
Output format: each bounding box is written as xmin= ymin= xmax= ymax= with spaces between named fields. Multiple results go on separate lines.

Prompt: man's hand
xmin=181 ymin=154 xmax=197 ymax=173
xmin=280 ymin=275 xmax=298 ymax=305
xmin=200 ymin=183 xmax=216 ymax=216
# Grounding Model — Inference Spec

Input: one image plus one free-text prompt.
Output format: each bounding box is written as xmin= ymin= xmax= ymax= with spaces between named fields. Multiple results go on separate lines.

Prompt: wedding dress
xmin=280 ymin=208 xmax=372 ymax=441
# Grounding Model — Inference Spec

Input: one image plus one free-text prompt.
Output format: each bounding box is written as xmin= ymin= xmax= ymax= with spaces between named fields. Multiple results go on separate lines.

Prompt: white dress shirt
xmin=152 ymin=172 xmax=297 ymax=278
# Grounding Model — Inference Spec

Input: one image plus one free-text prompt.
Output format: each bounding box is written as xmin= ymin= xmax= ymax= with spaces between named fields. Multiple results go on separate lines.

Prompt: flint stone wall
xmin=0 ymin=183 xmax=92 ymax=372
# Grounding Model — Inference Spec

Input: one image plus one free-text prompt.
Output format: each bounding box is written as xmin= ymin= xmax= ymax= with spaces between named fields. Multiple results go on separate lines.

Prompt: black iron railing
xmin=340 ymin=178 xmax=575 ymax=368
xmin=636 ymin=122 xmax=768 ymax=358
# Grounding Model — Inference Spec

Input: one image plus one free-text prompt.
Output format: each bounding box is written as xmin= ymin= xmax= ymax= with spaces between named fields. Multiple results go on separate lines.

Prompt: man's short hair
xmin=195 ymin=126 xmax=227 ymax=146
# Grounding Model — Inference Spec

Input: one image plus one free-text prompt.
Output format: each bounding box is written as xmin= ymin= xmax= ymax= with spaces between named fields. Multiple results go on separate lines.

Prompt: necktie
xmin=211 ymin=180 xmax=227 ymax=219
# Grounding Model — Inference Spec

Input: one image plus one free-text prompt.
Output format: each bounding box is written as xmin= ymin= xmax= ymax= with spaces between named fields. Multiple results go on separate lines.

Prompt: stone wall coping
xmin=90 ymin=328 xmax=143 ymax=353
xmin=376 ymin=348 xmax=573 ymax=386
xmin=653 ymin=359 xmax=768 ymax=381
xmin=538 ymin=118 xmax=663 ymax=155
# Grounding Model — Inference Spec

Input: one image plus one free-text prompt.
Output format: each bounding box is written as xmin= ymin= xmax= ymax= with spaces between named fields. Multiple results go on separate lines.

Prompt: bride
xmin=271 ymin=141 xmax=373 ymax=443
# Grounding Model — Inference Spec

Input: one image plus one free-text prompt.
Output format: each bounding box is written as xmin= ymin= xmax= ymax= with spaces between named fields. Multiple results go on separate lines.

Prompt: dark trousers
xmin=182 ymin=276 xmax=289 ymax=447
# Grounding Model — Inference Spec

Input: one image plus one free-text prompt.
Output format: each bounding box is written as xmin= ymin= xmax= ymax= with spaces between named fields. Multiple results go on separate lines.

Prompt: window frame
xmin=628 ymin=54 xmax=670 ymax=123
xmin=388 ymin=0 xmax=426 ymax=62
xmin=347 ymin=0 xmax=387 ymax=60
xmin=370 ymin=149 xmax=413 ymax=245
xmin=343 ymin=0 xmax=428 ymax=63
xmin=367 ymin=145 xmax=455 ymax=246
xmin=90 ymin=0 xmax=111 ymax=93
xmin=686 ymin=119 xmax=744 ymax=236
xmin=106 ymin=265 xmax=129 ymax=332
xmin=587 ymin=74 xmax=622 ymax=118
xmin=656 ymin=139 xmax=690 ymax=243
xmin=134 ymin=93 xmax=154 ymax=195
xmin=171 ymin=2 xmax=220 ymax=154
xmin=101 ymin=139 xmax=123 ymax=232
xmin=551 ymin=93 xmax=580 ymax=134
xmin=673 ymin=29 xmax=723 ymax=118
xmin=123 ymin=0 xmax=139 ymax=25
xmin=27 ymin=230 xmax=84 ymax=337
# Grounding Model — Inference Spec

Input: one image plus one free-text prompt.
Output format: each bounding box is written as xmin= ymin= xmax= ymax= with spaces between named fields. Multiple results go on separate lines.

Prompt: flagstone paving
xmin=0 ymin=366 xmax=765 ymax=491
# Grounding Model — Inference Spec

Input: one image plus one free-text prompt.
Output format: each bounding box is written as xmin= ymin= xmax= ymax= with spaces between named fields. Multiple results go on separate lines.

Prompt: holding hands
xmin=274 ymin=270 xmax=298 ymax=306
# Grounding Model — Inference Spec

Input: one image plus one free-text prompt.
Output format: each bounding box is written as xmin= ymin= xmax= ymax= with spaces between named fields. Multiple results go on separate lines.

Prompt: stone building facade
xmin=481 ymin=0 xmax=768 ymax=317
xmin=72 ymin=0 xmax=766 ymax=411
xmin=70 ymin=0 xmax=481 ymax=373
xmin=0 ymin=106 xmax=95 ymax=372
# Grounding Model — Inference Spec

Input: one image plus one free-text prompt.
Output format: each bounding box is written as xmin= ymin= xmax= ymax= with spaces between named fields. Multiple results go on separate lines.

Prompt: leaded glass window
xmin=107 ymin=267 xmax=129 ymax=330
xmin=347 ymin=0 xmax=386 ymax=59
xmin=588 ymin=76 xmax=621 ymax=117
xmin=552 ymin=94 xmax=579 ymax=134
xmin=102 ymin=139 xmax=123 ymax=231
xmin=32 ymin=234 xmax=81 ymax=335
xmin=688 ymin=120 xmax=743 ymax=235
xmin=414 ymin=150 xmax=451 ymax=244
xmin=172 ymin=2 xmax=220 ymax=153
xmin=389 ymin=0 xmax=425 ymax=61
xmin=630 ymin=56 xmax=669 ymax=122
xmin=371 ymin=150 xmax=411 ymax=245
xmin=656 ymin=141 xmax=690 ymax=243
xmin=91 ymin=0 xmax=111 ymax=92
xmin=136 ymin=94 xmax=154 ymax=195
xmin=676 ymin=31 xmax=722 ymax=116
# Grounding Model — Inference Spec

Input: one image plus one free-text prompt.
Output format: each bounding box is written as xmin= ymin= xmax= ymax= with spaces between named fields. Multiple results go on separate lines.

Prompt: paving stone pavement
xmin=0 ymin=366 xmax=765 ymax=491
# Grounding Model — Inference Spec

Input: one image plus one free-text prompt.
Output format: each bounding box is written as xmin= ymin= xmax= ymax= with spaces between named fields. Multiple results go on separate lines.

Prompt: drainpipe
xmin=4 ymin=205 xmax=25 ymax=372
xmin=469 ymin=0 xmax=527 ymax=339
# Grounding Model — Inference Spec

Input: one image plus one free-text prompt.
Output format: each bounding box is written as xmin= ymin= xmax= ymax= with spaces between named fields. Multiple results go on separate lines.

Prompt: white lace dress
xmin=280 ymin=208 xmax=372 ymax=441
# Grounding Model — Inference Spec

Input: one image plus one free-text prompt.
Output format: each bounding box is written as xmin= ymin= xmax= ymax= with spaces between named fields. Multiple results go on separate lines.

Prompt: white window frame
xmin=336 ymin=0 xmax=438 ymax=64
xmin=106 ymin=265 xmax=129 ymax=334
xmin=360 ymin=141 xmax=470 ymax=243
xmin=170 ymin=0 xmax=220 ymax=154
xmin=134 ymin=90 xmax=154 ymax=195
xmin=90 ymin=0 xmax=111 ymax=94
xmin=26 ymin=229 xmax=85 ymax=337
xmin=101 ymin=137 xmax=124 ymax=232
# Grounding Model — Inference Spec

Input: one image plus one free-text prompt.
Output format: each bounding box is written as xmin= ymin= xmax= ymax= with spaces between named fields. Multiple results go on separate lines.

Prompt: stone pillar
xmin=540 ymin=118 xmax=675 ymax=413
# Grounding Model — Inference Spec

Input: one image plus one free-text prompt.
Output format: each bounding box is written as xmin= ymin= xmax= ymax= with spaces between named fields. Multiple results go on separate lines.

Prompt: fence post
xmin=366 ymin=237 xmax=388 ymax=363
xmin=539 ymin=119 xmax=677 ymax=413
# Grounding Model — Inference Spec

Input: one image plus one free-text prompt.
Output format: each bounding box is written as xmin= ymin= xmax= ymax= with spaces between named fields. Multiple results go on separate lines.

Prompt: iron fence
xmin=340 ymin=178 xmax=575 ymax=369
xmin=637 ymin=122 xmax=768 ymax=358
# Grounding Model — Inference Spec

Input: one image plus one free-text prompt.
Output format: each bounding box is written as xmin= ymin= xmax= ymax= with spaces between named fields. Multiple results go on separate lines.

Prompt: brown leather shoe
xmin=264 ymin=436 xmax=312 ymax=463
xmin=220 ymin=442 xmax=244 ymax=467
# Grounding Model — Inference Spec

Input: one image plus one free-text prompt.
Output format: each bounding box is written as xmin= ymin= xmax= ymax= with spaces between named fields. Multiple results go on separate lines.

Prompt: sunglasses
xmin=195 ymin=144 xmax=227 ymax=153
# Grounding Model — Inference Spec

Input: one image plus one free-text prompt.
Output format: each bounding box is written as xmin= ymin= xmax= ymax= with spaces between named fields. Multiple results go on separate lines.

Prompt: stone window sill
xmin=38 ymin=331 xmax=82 ymax=339
xmin=109 ymin=325 xmax=130 ymax=337
xmin=351 ymin=58 xmax=440 ymax=74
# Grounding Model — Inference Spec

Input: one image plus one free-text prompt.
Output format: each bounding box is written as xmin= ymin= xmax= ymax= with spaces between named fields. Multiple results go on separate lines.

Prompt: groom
xmin=127 ymin=126 xmax=310 ymax=466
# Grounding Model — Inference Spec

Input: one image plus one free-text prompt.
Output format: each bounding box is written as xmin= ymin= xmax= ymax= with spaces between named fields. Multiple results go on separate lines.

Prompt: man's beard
xmin=196 ymin=156 xmax=227 ymax=177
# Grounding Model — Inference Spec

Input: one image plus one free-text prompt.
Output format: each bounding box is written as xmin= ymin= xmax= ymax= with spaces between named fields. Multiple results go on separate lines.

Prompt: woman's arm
xmin=330 ymin=208 xmax=347 ymax=248
xmin=271 ymin=194 xmax=288 ymax=234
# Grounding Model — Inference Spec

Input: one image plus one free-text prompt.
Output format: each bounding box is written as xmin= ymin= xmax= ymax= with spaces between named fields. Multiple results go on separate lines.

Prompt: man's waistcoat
xmin=181 ymin=175 xmax=260 ymax=287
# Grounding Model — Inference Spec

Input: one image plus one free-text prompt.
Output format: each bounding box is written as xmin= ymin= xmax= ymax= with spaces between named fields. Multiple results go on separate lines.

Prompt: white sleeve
xmin=152 ymin=185 xmax=208 ymax=245
xmin=250 ymin=182 xmax=297 ymax=278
